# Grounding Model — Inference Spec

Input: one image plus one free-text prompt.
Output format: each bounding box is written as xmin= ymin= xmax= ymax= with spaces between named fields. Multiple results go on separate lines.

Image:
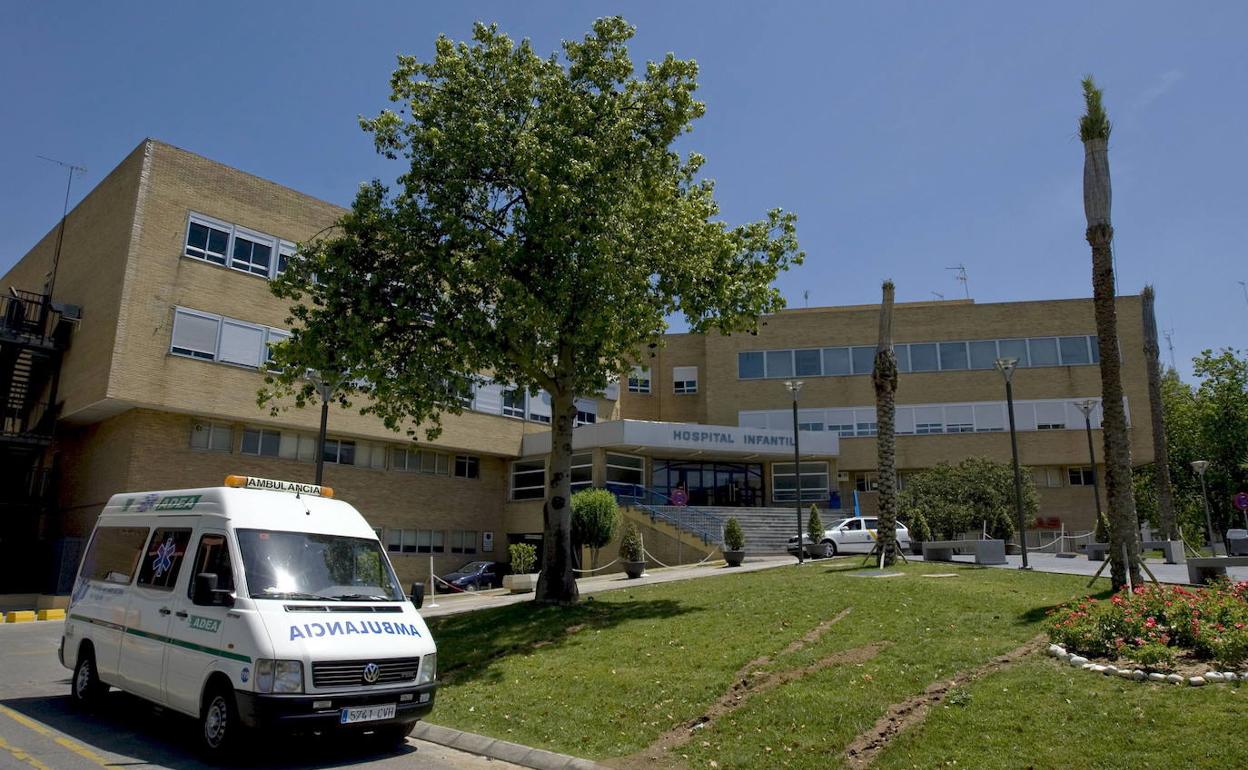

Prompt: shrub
xmin=508 ymin=542 xmax=536 ymax=575
xmin=807 ymin=505 xmax=823 ymax=543
xmin=723 ymin=517 xmax=745 ymax=551
xmin=572 ymin=488 xmax=620 ymax=567
xmin=905 ymin=508 xmax=932 ymax=543
xmin=619 ymin=521 xmax=643 ymax=562
xmin=899 ymin=457 xmax=1034 ymax=541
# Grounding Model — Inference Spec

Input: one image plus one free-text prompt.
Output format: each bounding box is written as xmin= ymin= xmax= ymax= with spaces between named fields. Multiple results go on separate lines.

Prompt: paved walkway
xmin=928 ymin=551 xmax=1248 ymax=584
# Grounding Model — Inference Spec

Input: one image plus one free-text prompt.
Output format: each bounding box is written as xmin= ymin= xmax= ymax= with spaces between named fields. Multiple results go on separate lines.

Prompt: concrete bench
xmin=1086 ymin=540 xmax=1185 ymax=564
xmin=923 ymin=539 xmax=1007 ymax=565
xmin=1186 ymin=556 xmax=1248 ymax=585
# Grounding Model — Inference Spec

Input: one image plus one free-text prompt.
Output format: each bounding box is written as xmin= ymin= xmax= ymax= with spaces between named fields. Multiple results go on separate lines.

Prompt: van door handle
xmin=175 ymin=611 xmax=188 ymax=619
xmin=158 ymin=607 xmax=171 ymax=616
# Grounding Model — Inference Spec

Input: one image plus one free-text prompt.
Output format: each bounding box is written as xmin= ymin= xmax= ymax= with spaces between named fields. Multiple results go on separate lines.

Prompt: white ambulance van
xmin=60 ymin=476 xmax=437 ymax=756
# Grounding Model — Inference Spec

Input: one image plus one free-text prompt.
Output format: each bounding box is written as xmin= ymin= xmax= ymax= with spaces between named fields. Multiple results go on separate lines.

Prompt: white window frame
xmin=771 ymin=461 xmax=830 ymax=503
xmin=628 ymin=366 xmax=652 ymax=393
xmin=184 ymin=213 xmax=232 ymax=265
xmin=190 ymin=420 xmax=232 ymax=452
xmin=454 ymin=454 xmax=480 ymax=479
xmin=182 ymin=212 xmax=294 ymax=281
xmin=673 ymin=366 xmax=698 ymax=395
xmin=240 ymin=426 xmax=281 ymax=457
xmin=171 ymin=308 xmax=222 ymax=361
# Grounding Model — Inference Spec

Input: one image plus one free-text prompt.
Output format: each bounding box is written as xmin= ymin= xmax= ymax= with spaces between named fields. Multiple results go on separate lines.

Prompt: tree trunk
xmin=535 ymin=388 xmax=580 ymax=604
xmin=872 ymin=281 xmax=899 ymax=566
xmin=1088 ymin=224 xmax=1141 ymax=590
xmin=1141 ymin=285 xmax=1177 ymax=540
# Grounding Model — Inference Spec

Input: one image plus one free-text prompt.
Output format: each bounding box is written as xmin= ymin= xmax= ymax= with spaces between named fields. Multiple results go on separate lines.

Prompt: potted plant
xmin=723 ymin=517 xmax=746 ymax=567
xmin=503 ymin=542 xmax=538 ymax=593
xmin=620 ymin=522 xmax=645 ymax=579
xmin=805 ymin=504 xmax=824 ymax=558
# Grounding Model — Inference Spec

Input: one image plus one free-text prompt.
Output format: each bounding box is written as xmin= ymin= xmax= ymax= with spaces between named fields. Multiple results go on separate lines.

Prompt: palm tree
xmin=873 ymin=280 xmax=900 ymax=565
xmin=1142 ymin=285 xmax=1177 ymax=540
xmin=1080 ymin=77 xmax=1141 ymax=590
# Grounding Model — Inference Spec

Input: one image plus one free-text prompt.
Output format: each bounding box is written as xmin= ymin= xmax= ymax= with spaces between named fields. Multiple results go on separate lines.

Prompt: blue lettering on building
xmin=290 ymin=621 xmax=422 ymax=641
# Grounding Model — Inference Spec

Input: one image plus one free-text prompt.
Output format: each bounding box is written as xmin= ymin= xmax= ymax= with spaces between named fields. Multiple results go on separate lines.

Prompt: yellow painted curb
xmin=37 ymin=609 xmax=65 ymax=621
xmin=5 ymin=611 xmax=36 ymax=623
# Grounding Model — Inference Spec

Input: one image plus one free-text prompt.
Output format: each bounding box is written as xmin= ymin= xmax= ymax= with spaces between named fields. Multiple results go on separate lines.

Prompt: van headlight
xmin=417 ymin=653 xmax=436 ymax=685
xmin=255 ymin=659 xmax=304 ymax=693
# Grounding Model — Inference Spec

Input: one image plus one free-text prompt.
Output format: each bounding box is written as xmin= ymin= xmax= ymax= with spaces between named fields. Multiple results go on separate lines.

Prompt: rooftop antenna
xmin=931 ymin=291 xmax=945 ymax=301
xmin=1162 ymin=328 xmax=1177 ymax=372
xmin=1238 ymin=280 xmax=1247 ymax=310
xmin=803 ymin=289 xmax=809 ymax=308
xmin=945 ymin=264 xmax=970 ymax=299
xmin=36 ymin=154 xmax=87 ymax=301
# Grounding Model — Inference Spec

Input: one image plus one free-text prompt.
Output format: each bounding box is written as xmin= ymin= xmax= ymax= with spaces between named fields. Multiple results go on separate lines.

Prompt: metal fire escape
xmin=1 ymin=287 xmax=77 ymax=592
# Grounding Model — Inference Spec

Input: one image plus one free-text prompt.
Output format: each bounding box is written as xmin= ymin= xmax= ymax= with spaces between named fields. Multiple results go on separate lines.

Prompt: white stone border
xmin=1046 ymin=643 xmax=1248 ymax=686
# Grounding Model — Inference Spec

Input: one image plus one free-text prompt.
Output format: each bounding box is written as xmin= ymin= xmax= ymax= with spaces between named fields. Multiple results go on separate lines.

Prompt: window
xmin=794 ymin=349 xmax=822 ymax=377
xmin=277 ymin=241 xmax=296 ymax=275
xmin=908 ymin=343 xmax=938 ymax=372
xmin=894 ymin=345 xmax=911 ymax=373
xmin=185 ymin=216 xmax=230 ymax=265
xmin=1068 ymin=466 xmax=1096 ymax=486
xmin=241 ymin=427 xmax=280 ymax=457
xmin=511 ymin=459 xmax=546 ymax=500
xmin=450 ymin=530 xmax=478 ymax=555
xmin=850 ymin=346 xmax=875 ymax=375
xmin=765 ymin=350 xmax=794 ymax=379
xmin=188 ymin=534 xmax=235 ymax=603
xmin=855 ymin=472 xmax=879 ymax=492
xmin=454 ymin=455 xmax=480 ymax=479
xmin=385 ymin=529 xmax=412 ymax=553
xmin=264 ymin=329 xmax=290 ymax=366
xmin=322 ymin=439 xmax=355 ymax=466
xmin=827 ymin=408 xmax=855 ymax=437
xmin=944 ymin=405 xmax=974 ymax=433
xmin=171 ymin=309 xmax=221 ymax=360
xmin=1088 ymin=335 xmax=1100 ymax=364
xmin=823 ymin=347 xmax=851 ymax=375
xmin=413 ymin=529 xmax=445 ymax=554
xmin=191 ymin=420 xmax=232 ymax=452
xmin=502 ymin=388 xmax=526 ymax=418
xmin=230 ymin=230 xmax=274 ymax=277
xmin=798 ymin=422 xmax=824 ymax=431
xmin=79 ymin=526 xmax=149 ymax=585
xmin=218 ymin=320 xmax=266 ymax=367
xmin=1059 ymin=336 xmax=1091 ymax=365
xmin=571 ymin=452 xmax=593 ymax=492
xmin=392 ymin=447 xmax=448 ymax=474
xmin=1034 ymin=402 xmax=1067 ymax=430
xmin=673 ymin=366 xmax=698 ymax=394
xmin=968 ymin=340 xmax=998 ymax=370
xmin=278 ymin=432 xmax=318 ymax=462
xmin=574 ymin=397 xmax=598 ymax=426
xmin=628 ymin=366 xmax=652 ymax=392
xmin=606 ymin=453 xmax=644 ymax=489
xmin=914 ymin=406 xmax=943 ymax=435
xmin=938 ymin=341 xmax=969 ymax=371
xmin=1028 ymin=337 xmax=1060 ymax=367
xmin=737 ymin=352 xmax=764 ymax=379
xmin=772 ymin=461 xmax=829 ymax=502
xmin=973 ymin=403 xmax=1005 ymax=432
xmin=997 ymin=338 xmax=1029 ymax=367
xmin=528 ymin=390 xmax=552 ymax=423
xmin=137 ymin=528 xmax=192 ymax=591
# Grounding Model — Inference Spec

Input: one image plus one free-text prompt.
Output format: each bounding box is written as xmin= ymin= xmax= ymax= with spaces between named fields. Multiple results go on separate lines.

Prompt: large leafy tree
xmin=261 ymin=18 xmax=802 ymax=604
xmin=1079 ymin=76 xmax=1141 ymax=590
xmin=898 ymin=457 xmax=1034 ymax=541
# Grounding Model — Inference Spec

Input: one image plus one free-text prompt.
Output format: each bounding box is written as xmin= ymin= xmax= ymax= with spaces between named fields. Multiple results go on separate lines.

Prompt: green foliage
xmin=509 ymin=543 xmax=537 ymax=575
xmin=898 ymin=457 xmax=1034 ymax=540
xmin=806 ymin=504 xmax=823 ymax=543
xmin=1079 ymin=75 xmax=1112 ymax=141
xmin=571 ymin=489 xmax=620 ymax=552
xmin=619 ymin=521 xmax=643 ymax=562
xmin=723 ymin=517 xmax=745 ymax=551
xmin=905 ymin=507 xmax=932 ymax=543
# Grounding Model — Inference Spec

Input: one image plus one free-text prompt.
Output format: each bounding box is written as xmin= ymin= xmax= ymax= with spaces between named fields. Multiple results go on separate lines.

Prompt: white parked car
xmin=819 ymin=517 xmax=910 ymax=557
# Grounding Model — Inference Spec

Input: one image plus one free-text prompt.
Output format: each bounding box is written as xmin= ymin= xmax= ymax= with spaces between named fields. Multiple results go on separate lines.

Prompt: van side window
xmin=136 ymin=528 xmax=193 ymax=590
xmin=80 ymin=527 xmax=150 ymax=585
xmin=188 ymin=534 xmax=235 ymax=602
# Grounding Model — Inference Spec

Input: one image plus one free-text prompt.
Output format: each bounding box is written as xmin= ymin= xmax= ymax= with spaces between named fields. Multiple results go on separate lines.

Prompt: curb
xmin=411 ymin=722 xmax=609 ymax=770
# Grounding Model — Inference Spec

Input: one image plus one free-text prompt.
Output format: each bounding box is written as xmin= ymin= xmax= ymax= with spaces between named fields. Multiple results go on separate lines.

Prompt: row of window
xmin=468 ymin=382 xmax=600 ymax=426
xmin=385 ymin=528 xmax=480 ymax=555
xmin=738 ymin=335 xmax=1102 ymax=380
xmin=80 ymin=526 xmax=234 ymax=597
xmin=171 ymin=307 xmax=289 ymax=368
xmin=184 ymin=212 xmax=296 ymax=281
xmin=191 ymin=420 xmax=480 ymax=477
xmin=509 ymin=452 xmax=645 ymax=501
xmin=740 ymin=397 xmax=1116 ymax=438
xmin=853 ymin=466 xmax=1097 ymax=493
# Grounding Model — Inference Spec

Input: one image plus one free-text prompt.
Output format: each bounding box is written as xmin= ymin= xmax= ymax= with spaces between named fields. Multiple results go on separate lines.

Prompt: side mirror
xmin=193 ymin=573 xmax=234 ymax=607
xmin=410 ymin=581 xmax=425 ymax=609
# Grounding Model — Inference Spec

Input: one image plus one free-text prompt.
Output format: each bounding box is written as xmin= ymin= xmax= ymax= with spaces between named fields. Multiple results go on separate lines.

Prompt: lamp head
xmin=993 ymin=357 xmax=1019 ymax=382
xmin=1073 ymin=399 xmax=1099 ymax=417
xmin=1191 ymin=460 xmax=1209 ymax=476
xmin=783 ymin=380 xmax=804 ymax=395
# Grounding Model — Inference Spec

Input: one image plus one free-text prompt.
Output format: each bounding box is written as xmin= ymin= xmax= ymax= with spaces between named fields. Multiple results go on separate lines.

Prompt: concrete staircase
xmin=654 ymin=506 xmax=827 ymax=554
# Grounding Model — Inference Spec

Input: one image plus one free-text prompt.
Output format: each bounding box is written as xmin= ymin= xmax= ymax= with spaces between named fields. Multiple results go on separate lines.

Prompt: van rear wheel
xmin=200 ymin=685 xmax=245 ymax=758
xmin=71 ymin=648 xmax=106 ymax=708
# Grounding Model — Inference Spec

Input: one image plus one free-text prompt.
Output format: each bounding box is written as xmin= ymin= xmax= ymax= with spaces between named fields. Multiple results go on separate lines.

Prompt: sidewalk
xmin=947 ymin=551 xmax=1248 ymax=585
xmin=419 ymin=555 xmax=795 ymax=618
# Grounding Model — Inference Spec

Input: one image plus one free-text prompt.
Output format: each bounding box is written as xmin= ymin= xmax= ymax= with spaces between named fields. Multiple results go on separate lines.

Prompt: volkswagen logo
xmin=362 ymin=663 xmax=381 ymax=684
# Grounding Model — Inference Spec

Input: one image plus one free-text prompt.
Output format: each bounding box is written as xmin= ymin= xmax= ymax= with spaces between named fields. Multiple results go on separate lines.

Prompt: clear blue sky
xmin=3 ymin=1 xmax=1245 ymax=379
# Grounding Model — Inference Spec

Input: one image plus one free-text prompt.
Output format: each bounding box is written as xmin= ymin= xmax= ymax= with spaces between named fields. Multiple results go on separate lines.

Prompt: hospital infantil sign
xmin=670 ymin=428 xmax=793 ymax=447
xmin=620 ymin=420 xmax=840 ymax=456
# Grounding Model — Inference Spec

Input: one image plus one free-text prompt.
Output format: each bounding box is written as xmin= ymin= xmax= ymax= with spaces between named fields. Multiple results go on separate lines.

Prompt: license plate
xmin=340 ymin=704 xmax=397 ymax=724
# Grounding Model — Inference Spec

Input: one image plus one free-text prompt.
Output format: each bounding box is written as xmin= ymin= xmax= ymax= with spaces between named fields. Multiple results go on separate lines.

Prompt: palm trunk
xmin=873 ymin=281 xmax=899 ymax=566
xmin=535 ymin=388 xmax=580 ymax=604
xmin=1142 ymin=286 xmax=1177 ymax=540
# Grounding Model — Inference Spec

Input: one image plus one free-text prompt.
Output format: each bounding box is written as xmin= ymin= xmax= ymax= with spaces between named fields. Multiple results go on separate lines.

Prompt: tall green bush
xmin=571 ymin=488 xmax=621 ymax=569
xmin=806 ymin=504 xmax=823 ymax=543
xmin=619 ymin=522 xmax=643 ymax=562
xmin=723 ymin=517 xmax=745 ymax=551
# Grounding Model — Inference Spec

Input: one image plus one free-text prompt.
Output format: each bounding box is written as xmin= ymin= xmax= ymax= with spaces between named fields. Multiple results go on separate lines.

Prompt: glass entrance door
xmin=653 ymin=460 xmax=763 ymax=507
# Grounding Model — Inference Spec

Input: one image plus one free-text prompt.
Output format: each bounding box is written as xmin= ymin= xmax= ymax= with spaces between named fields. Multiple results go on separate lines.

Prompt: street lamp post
xmin=308 ymin=371 xmax=335 ymax=486
xmin=1191 ymin=460 xmax=1217 ymax=554
xmin=1073 ymin=400 xmax=1104 ymax=536
xmin=785 ymin=380 xmax=804 ymax=565
xmin=994 ymin=358 xmax=1029 ymax=569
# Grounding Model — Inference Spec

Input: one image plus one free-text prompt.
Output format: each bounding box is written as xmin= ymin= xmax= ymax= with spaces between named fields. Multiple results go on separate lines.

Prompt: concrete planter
xmin=723 ymin=550 xmax=746 ymax=567
xmin=623 ymin=560 xmax=646 ymax=579
xmin=502 ymin=573 xmax=538 ymax=594
xmin=910 ymin=540 xmax=924 ymax=556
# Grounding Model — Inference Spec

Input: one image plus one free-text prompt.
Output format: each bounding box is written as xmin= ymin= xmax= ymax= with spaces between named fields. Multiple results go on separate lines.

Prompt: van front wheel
xmin=200 ymin=686 xmax=244 ymax=757
xmin=71 ymin=649 xmax=106 ymax=708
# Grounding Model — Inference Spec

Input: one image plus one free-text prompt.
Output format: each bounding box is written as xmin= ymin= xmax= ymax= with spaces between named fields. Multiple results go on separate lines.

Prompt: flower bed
xmin=1047 ymin=581 xmax=1248 ymax=676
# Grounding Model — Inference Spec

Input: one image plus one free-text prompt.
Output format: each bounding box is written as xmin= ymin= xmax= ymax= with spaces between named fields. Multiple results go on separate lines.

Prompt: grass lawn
xmin=426 ymin=560 xmax=1247 ymax=769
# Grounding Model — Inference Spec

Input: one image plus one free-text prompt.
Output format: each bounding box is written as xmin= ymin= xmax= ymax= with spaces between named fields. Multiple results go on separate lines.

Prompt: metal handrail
xmin=606 ymin=483 xmax=726 ymax=545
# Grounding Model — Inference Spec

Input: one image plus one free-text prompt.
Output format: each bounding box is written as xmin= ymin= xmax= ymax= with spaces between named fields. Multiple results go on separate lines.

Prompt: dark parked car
xmin=438 ymin=560 xmax=503 ymax=592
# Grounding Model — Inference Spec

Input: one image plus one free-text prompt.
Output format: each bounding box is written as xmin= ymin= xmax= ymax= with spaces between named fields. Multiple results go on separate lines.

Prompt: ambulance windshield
xmin=236 ymin=529 xmax=405 ymax=601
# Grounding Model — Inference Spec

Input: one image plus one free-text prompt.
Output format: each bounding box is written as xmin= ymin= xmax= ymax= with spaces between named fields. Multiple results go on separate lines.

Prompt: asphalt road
xmin=0 ymin=622 xmax=518 ymax=770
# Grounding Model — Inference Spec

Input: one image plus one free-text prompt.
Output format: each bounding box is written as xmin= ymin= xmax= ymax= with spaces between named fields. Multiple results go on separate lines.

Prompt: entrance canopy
xmin=520 ymin=419 xmax=839 ymax=460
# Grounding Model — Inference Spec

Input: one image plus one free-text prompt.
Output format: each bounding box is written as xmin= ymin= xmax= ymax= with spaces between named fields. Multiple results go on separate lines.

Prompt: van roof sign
xmin=224 ymin=475 xmax=334 ymax=498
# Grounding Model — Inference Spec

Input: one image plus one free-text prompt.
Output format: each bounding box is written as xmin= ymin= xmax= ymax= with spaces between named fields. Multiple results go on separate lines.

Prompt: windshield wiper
xmin=330 ymin=593 xmax=392 ymax=601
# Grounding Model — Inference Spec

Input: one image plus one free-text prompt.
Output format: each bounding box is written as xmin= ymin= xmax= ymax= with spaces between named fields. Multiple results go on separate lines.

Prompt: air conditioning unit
xmin=836 ymin=471 xmax=849 ymax=482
